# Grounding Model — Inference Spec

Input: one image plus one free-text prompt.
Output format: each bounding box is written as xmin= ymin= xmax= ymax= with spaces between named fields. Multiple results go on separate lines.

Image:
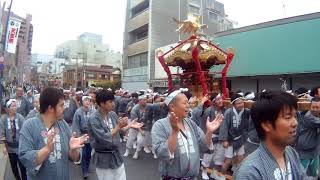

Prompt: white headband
xmin=82 ymin=96 xmax=91 ymax=101
xmin=165 ymin=90 xmax=181 ymax=106
xmin=231 ymin=97 xmax=244 ymax=104
xmin=245 ymin=92 xmax=255 ymax=100
xmin=63 ymin=90 xmax=71 ymax=93
xmin=213 ymin=93 xmax=222 ymax=101
xmin=179 ymin=88 xmax=188 ymax=92
xmin=76 ymin=91 xmax=83 ymax=95
xmin=138 ymin=95 xmax=147 ymax=100
xmin=6 ymin=99 xmax=16 ymax=108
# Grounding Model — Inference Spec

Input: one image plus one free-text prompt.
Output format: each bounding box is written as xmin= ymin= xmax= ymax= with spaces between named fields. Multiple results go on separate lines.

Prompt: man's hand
xmin=169 ymin=112 xmax=180 ymax=132
xmin=201 ymin=94 xmax=210 ymax=104
xmin=206 ymin=114 xmax=223 ymax=134
xmin=118 ymin=117 xmax=128 ymax=129
xmin=129 ymin=119 xmax=144 ymax=129
xmin=3 ymin=146 xmax=7 ymax=156
xmin=46 ymin=129 xmax=56 ymax=152
xmin=69 ymin=132 xmax=89 ymax=151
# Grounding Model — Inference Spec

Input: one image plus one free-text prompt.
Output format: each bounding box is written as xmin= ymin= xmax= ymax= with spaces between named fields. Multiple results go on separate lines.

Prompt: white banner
xmin=6 ymin=18 xmax=21 ymax=54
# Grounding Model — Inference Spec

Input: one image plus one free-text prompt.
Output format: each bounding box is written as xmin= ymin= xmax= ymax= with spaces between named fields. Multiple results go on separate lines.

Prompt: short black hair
xmin=76 ymin=87 xmax=82 ymax=92
xmin=96 ymin=89 xmax=115 ymax=106
xmin=295 ymin=87 xmax=308 ymax=95
xmin=251 ymin=90 xmax=298 ymax=140
xmin=131 ymin=92 xmax=139 ymax=98
xmin=231 ymin=93 xmax=244 ymax=104
xmin=210 ymin=93 xmax=219 ymax=101
xmin=310 ymin=86 xmax=320 ymax=97
xmin=40 ymin=88 xmax=64 ymax=114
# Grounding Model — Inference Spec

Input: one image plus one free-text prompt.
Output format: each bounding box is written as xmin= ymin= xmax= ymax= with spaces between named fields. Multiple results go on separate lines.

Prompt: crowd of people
xmin=0 ymin=84 xmax=319 ymax=180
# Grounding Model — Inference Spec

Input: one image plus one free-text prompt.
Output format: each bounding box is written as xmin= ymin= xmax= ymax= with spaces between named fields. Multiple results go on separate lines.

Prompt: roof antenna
xmin=282 ymin=0 xmax=287 ymax=17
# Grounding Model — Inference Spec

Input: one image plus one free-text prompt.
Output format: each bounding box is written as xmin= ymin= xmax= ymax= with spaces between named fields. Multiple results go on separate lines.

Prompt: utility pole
xmin=75 ymin=55 xmax=79 ymax=88
xmin=0 ymin=0 xmax=13 ymax=103
xmin=82 ymin=53 xmax=85 ymax=88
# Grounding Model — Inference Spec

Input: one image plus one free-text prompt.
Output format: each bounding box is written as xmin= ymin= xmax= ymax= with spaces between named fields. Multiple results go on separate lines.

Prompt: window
xmin=101 ymin=74 xmax=109 ymax=80
xmin=131 ymin=0 xmax=149 ymax=18
xmin=136 ymin=29 xmax=148 ymax=41
xmin=86 ymin=73 xmax=97 ymax=79
xmin=188 ymin=4 xmax=200 ymax=15
xmin=130 ymin=24 xmax=148 ymax=44
xmin=128 ymin=52 xmax=148 ymax=68
xmin=208 ymin=11 xmax=218 ymax=21
xmin=140 ymin=53 xmax=147 ymax=66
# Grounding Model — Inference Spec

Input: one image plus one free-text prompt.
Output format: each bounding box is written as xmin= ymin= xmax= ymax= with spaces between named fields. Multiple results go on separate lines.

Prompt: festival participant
xmin=26 ymin=94 xmax=40 ymax=119
xmin=126 ymin=92 xmax=139 ymax=119
xmin=88 ymin=90 xmax=98 ymax=111
xmin=201 ymin=93 xmax=226 ymax=180
xmin=243 ymin=92 xmax=260 ymax=156
xmin=118 ymin=92 xmax=131 ymax=118
xmin=63 ymin=89 xmax=78 ymax=126
xmin=152 ymin=90 xmax=223 ymax=179
xmin=1 ymin=99 xmax=27 ymax=180
xmin=234 ymin=91 xmax=314 ymax=179
xmin=129 ymin=95 xmax=148 ymax=159
xmin=189 ymin=95 xmax=209 ymax=127
xmin=18 ymin=87 xmax=88 ymax=180
xmin=310 ymin=86 xmax=320 ymax=98
xmin=219 ymin=93 xmax=250 ymax=174
xmin=15 ymin=86 xmax=30 ymax=117
xmin=87 ymin=89 xmax=143 ymax=180
xmin=295 ymin=97 xmax=320 ymax=177
xmin=138 ymin=95 xmax=167 ymax=159
xmin=72 ymin=96 xmax=94 ymax=179
xmin=75 ymin=89 xmax=83 ymax=108
xmin=123 ymin=95 xmax=147 ymax=159
xmin=26 ymin=89 xmax=35 ymax=110
xmin=151 ymin=94 xmax=168 ymax=123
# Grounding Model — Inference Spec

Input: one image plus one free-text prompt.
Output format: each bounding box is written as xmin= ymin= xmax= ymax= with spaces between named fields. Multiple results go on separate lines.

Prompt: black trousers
xmin=8 ymin=153 xmax=27 ymax=180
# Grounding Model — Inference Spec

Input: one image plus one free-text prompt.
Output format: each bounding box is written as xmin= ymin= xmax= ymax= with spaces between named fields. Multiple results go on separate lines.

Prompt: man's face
xmin=83 ymin=98 xmax=91 ymax=108
xmin=64 ymin=92 xmax=70 ymax=99
xmin=214 ymin=97 xmax=223 ymax=107
xmin=34 ymin=99 xmax=40 ymax=110
xmin=154 ymin=97 xmax=162 ymax=103
xmin=266 ymin=107 xmax=298 ymax=146
xmin=189 ymin=97 xmax=198 ymax=109
xmin=27 ymin=91 xmax=33 ymax=97
xmin=233 ymin=99 xmax=244 ymax=111
xmin=16 ymin=88 xmax=23 ymax=97
xmin=9 ymin=102 xmax=17 ymax=114
xmin=101 ymin=100 xmax=115 ymax=112
xmin=310 ymin=101 xmax=320 ymax=117
xmin=76 ymin=93 xmax=82 ymax=101
xmin=170 ymin=94 xmax=190 ymax=119
xmin=89 ymin=93 xmax=96 ymax=104
xmin=139 ymin=99 xmax=147 ymax=107
xmin=316 ymin=88 xmax=320 ymax=97
xmin=54 ymin=99 xmax=65 ymax=120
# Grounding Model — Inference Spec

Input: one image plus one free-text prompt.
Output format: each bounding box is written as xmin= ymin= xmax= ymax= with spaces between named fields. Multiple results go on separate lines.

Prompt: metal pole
xmin=3 ymin=0 xmax=13 ymax=55
xmin=178 ymin=0 xmax=181 ymax=41
xmin=82 ymin=54 xmax=85 ymax=88
xmin=0 ymin=0 xmax=13 ymax=103
xmin=75 ymin=55 xmax=78 ymax=88
xmin=201 ymin=0 xmax=204 ymax=33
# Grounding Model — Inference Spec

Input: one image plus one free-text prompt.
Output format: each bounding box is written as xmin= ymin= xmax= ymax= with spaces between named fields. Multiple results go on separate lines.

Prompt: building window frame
xmin=188 ymin=3 xmax=201 ymax=16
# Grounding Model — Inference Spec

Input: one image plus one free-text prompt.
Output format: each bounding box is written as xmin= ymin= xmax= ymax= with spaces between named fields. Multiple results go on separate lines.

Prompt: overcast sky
xmin=8 ymin=0 xmax=320 ymax=55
